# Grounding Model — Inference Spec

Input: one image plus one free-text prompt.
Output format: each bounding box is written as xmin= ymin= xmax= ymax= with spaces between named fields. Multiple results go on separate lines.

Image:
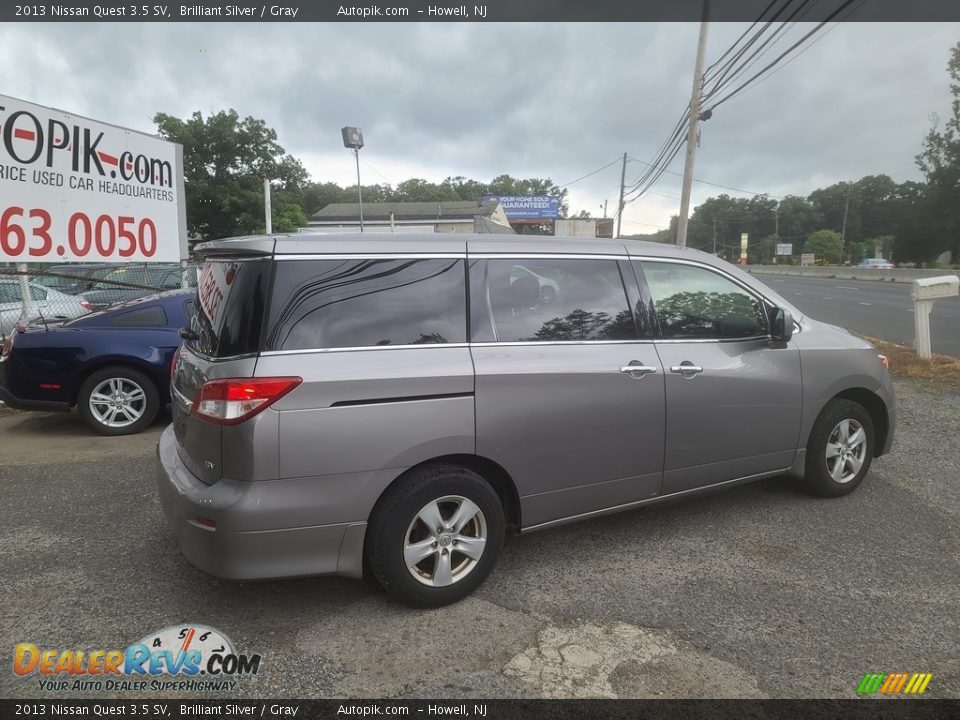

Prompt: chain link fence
xmin=0 ymin=262 xmax=198 ymax=338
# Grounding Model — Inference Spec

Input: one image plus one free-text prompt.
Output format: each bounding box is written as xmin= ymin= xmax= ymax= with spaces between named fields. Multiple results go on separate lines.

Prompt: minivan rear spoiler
xmin=193 ymin=236 xmax=276 ymax=257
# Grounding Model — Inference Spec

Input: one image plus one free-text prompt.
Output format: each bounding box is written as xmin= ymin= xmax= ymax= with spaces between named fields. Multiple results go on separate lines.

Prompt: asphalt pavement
xmin=1 ymin=384 xmax=959 ymax=700
xmin=753 ymin=273 xmax=960 ymax=356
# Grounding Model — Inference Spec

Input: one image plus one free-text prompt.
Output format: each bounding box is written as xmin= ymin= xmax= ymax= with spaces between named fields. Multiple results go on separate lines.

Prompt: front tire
xmin=804 ymin=399 xmax=875 ymax=497
xmin=78 ymin=366 xmax=159 ymax=436
xmin=367 ymin=464 xmax=505 ymax=607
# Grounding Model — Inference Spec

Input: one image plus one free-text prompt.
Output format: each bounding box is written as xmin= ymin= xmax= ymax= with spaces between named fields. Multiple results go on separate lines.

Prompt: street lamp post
xmin=341 ymin=127 xmax=365 ymax=232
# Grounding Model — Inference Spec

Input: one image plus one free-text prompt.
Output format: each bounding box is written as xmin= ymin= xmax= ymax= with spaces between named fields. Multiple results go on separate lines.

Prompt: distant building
xmin=554 ymin=218 xmax=614 ymax=239
xmin=307 ymin=200 xmax=514 ymax=234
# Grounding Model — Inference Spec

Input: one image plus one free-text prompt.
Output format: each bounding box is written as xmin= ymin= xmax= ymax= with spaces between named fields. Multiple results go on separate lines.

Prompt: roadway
xmin=753 ymin=273 xmax=960 ymax=357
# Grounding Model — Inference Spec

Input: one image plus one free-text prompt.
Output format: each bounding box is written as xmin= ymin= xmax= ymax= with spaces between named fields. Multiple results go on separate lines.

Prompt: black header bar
xmin=4 ymin=0 xmax=960 ymax=23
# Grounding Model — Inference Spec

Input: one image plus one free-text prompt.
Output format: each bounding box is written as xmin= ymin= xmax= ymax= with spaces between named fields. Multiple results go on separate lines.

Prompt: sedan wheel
xmin=88 ymin=377 xmax=148 ymax=429
xmin=804 ymin=398 xmax=875 ymax=497
xmin=824 ymin=418 xmax=867 ymax=484
xmin=78 ymin=366 xmax=160 ymax=436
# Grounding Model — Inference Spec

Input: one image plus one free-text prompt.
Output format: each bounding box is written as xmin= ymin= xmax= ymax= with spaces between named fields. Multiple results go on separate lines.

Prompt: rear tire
xmin=367 ymin=464 xmax=505 ymax=607
xmin=804 ymin=399 xmax=874 ymax=498
xmin=78 ymin=366 xmax=159 ymax=436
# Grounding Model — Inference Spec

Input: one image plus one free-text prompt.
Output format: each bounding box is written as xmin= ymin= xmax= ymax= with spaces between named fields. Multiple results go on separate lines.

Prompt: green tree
xmin=890 ymin=181 xmax=939 ymax=264
xmin=392 ymin=178 xmax=460 ymax=202
xmin=776 ymin=195 xmax=821 ymax=242
xmin=915 ymin=42 xmax=960 ymax=263
xmin=153 ymin=109 xmax=309 ymax=241
xmin=441 ymin=176 xmax=490 ymax=201
xmin=805 ymin=230 xmax=843 ymax=264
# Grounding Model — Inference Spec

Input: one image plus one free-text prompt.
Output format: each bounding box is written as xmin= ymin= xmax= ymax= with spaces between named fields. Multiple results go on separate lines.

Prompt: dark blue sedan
xmin=0 ymin=289 xmax=192 ymax=435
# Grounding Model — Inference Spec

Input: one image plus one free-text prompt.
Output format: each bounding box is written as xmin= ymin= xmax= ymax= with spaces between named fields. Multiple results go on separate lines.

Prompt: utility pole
xmin=354 ymin=148 xmax=364 ymax=232
xmin=615 ymin=152 xmax=627 ymax=238
xmin=676 ymin=0 xmax=710 ymax=248
xmin=840 ymin=194 xmax=850 ymax=261
xmin=263 ymin=178 xmax=272 ymax=234
xmin=603 ymin=199 xmax=608 ymax=218
xmin=712 ymin=218 xmax=717 ymax=255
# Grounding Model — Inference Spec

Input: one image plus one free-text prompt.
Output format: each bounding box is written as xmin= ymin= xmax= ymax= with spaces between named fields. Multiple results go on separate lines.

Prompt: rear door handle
xmin=620 ymin=362 xmax=658 ymax=378
xmin=670 ymin=362 xmax=704 ymax=377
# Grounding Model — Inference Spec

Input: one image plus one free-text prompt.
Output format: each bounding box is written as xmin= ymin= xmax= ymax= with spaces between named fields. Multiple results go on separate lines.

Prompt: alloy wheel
xmin=404 ymin=495 xmax=487 ymax=587
xmin=825 ymin=418 xmax=867 ymax=484
xmin=88 ymin=377 xmax=147 ymax=429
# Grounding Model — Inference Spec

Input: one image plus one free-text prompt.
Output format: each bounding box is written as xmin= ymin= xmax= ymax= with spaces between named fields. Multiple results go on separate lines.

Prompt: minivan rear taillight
xmin=191 ymin=377 xmax=302 ymax=425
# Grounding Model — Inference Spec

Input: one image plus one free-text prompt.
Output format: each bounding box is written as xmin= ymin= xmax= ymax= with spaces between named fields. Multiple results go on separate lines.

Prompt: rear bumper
xmin=155 ymin=424 xmax=366 ymax=580
xmin=0 ymin=375 xmax=70 ymax=412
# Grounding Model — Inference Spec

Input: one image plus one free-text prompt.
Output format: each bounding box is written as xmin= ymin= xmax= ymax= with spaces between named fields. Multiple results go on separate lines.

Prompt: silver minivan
xmin=157 ymin=233 xmax=895 ymax=606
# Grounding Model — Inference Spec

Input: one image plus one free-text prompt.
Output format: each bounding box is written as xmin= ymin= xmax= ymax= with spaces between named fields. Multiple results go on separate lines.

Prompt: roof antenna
xmin=34 ymin=305 xmax=50 ymax=332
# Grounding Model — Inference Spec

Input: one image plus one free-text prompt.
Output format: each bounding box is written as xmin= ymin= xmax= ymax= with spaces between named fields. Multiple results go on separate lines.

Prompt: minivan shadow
xmin=171 ymin=475 xmax=814 ymax=612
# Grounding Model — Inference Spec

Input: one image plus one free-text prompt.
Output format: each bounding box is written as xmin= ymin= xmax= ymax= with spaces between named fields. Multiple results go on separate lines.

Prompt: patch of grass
xmin=864 ymin=336 xmax=960 ymax=393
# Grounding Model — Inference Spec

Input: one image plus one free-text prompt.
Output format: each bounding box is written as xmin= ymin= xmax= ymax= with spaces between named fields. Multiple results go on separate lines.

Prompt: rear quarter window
xmin=110 ymin=306 xmax=168 ymax=328
xmin=265 ymin=258 xmax=466 ymax=351
xmin=191 ymin=258 xmax=271 ymax=357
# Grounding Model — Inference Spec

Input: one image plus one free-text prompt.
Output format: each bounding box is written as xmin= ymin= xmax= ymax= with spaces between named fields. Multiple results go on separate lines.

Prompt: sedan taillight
xmin=79 ymin=299 xmax=93 ymax=312
xmin=0 ymin=333 xmax=14 ymax=360
xmin=191 ymin=377 xmax=302 ymax=425
xmin=170 ymin=346 xmax=181 ymax=380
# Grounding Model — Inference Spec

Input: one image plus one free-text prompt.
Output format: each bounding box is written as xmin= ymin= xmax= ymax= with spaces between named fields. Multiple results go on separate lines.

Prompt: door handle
xmin=620 ymin=362 xmax=658 ymax=378
xmin=670 ymin=362 xmax=704 ymax=377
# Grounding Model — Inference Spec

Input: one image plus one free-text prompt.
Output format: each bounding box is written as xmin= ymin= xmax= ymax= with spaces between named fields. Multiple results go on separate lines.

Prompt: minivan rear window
xmin=190 ymin=258 xmax=270 ymax=357
xmin=265 ymin=258 xmax=466 ymax=351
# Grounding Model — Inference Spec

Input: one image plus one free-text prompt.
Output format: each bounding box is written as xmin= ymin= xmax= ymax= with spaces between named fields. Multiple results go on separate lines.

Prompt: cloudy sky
xmin=2 ymin=21 xmax=957 ymax=232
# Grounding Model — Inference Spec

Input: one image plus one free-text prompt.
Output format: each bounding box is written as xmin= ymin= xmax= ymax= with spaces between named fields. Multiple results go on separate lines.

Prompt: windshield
xmin=93 ymin=266 xmax=169 ymax=290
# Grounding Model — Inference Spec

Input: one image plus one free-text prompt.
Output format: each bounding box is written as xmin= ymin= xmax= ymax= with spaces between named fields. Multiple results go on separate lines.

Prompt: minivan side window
xmin=266 ymin=258 xmax=466 ymax=351
xmin=470 ymin=258 xmax=637 ymax=343
xmin=639 ymin=261 xmax=768 ymax=339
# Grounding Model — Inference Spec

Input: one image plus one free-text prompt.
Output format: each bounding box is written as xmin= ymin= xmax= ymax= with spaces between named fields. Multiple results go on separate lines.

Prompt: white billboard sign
xmin=0 ymin=94 xmax=187 ymax=263
xmin=801 ymin=253 xmax=815 ymax=266
xmin=776 ymin=243 xmax=793 ymax=256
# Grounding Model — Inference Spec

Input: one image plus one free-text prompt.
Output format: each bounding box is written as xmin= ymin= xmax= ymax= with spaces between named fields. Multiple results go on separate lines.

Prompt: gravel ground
xmin=1 ymin=380 xmax=958 ymax=700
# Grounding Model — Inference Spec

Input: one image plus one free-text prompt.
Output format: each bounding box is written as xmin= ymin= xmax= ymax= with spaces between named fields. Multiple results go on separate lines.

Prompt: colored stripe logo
xmin=857 ymin=672 xmax=933 ymax=695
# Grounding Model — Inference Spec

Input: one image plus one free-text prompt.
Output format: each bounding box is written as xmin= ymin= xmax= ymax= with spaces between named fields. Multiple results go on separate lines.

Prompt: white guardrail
xmin=745 ymin=265 xmax=955 ymax=283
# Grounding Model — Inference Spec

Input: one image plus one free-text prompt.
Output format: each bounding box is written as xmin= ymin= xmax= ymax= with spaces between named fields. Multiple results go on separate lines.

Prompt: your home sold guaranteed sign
xmin=0 ymin=94 xmax=187 ymax=263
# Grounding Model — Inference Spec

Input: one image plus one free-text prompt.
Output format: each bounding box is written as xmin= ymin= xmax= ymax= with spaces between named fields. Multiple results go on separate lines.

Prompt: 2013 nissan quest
xmin=157 ymin=233 xmax=895 ymax=607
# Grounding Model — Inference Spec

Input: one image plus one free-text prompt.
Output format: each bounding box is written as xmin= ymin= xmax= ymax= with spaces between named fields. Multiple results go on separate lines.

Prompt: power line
xmin=627 ymin=156 xmax=784 ymax=199
xmin=621 ymin=1 xmax=799 ymax=206
xmin=704 ymin=0 xmax=864 ymax=112
xmin=702 ymin=0 xmax=818 ymax=101
xmin=620 ymin=0 xmax=855 ymax=208
xmin=702 ymin=0 xmax=781 ymax=76
xmin=557 ymin=157 xmax=622 ymax=189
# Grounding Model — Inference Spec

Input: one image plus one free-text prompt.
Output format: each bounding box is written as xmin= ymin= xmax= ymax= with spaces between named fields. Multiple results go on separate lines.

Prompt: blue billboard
xmin=483 ymin=195 xmax=560 ymax=221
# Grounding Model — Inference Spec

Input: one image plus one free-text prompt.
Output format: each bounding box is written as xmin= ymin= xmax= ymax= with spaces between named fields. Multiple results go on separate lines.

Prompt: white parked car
xmin=0 ymin=279 xmax=92 ymax=335
xmin=856 ymin=258 xmax=895 ymax=269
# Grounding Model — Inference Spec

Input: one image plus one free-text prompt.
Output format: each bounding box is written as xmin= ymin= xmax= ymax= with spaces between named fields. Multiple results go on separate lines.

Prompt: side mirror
xmin=771 ymin=307 xmax=794 ymax=343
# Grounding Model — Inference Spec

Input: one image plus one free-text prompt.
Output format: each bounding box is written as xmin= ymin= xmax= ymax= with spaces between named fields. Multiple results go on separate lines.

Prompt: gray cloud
xmin=1 ymin=20 xmax=956 ymax=227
